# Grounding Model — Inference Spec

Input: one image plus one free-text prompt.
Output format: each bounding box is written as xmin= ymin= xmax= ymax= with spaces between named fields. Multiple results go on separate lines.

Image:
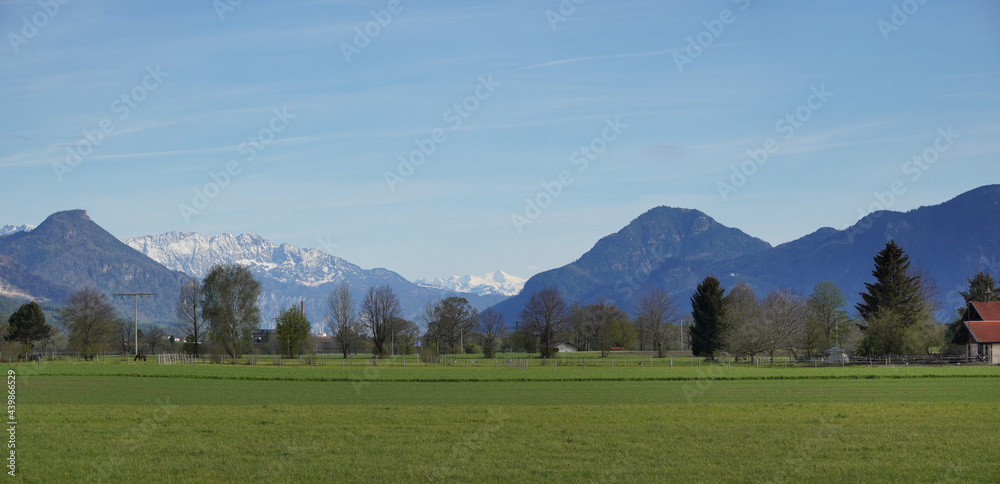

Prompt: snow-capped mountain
xmin=0 ymin=224 xmax=35 ymax=237
xmin=416 ymin=270 xmax=526 ymax=297
xmin=125 ymin=232 xmax=375 ymax=287
xmin=124 ymin=232 xmax=509 ymax=329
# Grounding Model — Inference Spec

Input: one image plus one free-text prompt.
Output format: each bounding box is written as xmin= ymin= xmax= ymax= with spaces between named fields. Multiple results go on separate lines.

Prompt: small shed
xmin=824 ymin=346 xmax=849 ymax=364
xmin=553 ymin=341 xmax=579 ymax=353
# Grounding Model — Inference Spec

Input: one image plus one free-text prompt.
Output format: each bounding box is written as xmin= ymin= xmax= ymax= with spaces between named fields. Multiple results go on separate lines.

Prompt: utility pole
xmin=114 ymin=293 xmax=157 ymax=356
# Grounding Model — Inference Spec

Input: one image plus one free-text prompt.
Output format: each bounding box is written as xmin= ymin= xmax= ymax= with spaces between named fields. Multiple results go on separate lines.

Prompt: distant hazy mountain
xmin=491 ymin=185 xmax=1000 ymax=322
xmin=415 ymin=270 xmax=526 ymax=297
xmin=0 ymin=210 xmax=187 ymax=323
xmin=0 ymin=224 xmax=34 ymax=237
xmin=125 ymin=232 xmax=508 ymax=329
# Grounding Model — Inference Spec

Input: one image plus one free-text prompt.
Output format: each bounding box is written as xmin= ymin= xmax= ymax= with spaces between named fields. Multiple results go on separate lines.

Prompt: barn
xmin=951 ymin=301 xmax=1000 ymax=364
xmin=553 ymin=341 xmax=580 ymax=352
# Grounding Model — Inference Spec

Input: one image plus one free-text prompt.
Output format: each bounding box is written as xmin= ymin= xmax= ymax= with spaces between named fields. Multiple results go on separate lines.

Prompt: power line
xmin=113 ymin=293 xmax=157 ymax=356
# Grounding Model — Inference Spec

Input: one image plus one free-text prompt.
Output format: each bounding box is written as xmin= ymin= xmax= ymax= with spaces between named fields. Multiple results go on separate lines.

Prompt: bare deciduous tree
xmin=567 ymin=303 xmax=591 ymax=351
xmin=360 ymin=285 xmax=402 ymax=357
xmin=477 ymin=308 xmax=504 ymax=358
xmin=583 ymin=300 xmax=633 ymax=357
xmin=427 ymin=297 xmax=477 ymax=353
xmin=62 ymin=288 xmax=118 ymax=360
xmin=115 ymin=316 xmax=136 ymax=355
xmin=721 ymin=283 xmax=767 ymax=359
xmin=634 ymin=288 xmax=682 ymax=358
xmin=390 ymin=318 xmax=420 ymax=355
xmin=325 ymin=282 xmax=363 ymax=358
xmin=520 ymin=287 xmax=568 ymax=358
xmin=761 ymin=288 xmax=806 ymax=361
xmin=175 ymin=278 xmax=205 ymax=356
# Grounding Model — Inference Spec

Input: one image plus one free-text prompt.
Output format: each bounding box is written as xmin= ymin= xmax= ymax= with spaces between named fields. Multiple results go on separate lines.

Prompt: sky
xmin=1 ymin=0 xmax=998 ymax=282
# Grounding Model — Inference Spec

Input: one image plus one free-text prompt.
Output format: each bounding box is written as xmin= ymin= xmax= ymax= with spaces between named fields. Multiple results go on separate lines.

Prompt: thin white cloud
xmin=510 ymin=49 xmax=685 ymax=72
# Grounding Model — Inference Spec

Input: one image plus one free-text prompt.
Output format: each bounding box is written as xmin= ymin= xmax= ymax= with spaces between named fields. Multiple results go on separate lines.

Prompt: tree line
xmin=4 ymin=240 xmax=997 ymax=360
xmin=689 ymin=240 xmax=997 ymax=359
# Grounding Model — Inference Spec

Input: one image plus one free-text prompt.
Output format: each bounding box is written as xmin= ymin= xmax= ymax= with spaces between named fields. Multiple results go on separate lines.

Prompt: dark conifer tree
xmin=6 ymin=301 xmax=52 ymax=354
xmin=856 ymin=240 xmax=923 ymax=326
xmin=689 ymin=276 xmax=726 ymax=357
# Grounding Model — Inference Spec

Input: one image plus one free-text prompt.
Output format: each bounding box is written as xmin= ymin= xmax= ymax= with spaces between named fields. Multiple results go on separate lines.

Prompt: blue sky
xmin=2 ymin=0 xmax=998 ymax=281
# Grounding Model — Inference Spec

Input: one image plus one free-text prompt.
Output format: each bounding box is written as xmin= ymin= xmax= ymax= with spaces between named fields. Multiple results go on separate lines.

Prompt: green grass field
xmin=13 ymin=359 xmax=1000 ymax=482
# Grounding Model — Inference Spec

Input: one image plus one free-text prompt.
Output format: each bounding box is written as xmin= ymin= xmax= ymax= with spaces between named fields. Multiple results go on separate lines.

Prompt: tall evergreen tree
xmin=5 ymin=301 xmax=52 ymax=354
xmin=959 ymin=271 xmax=999 ymax=303
xmin=856 ymin=240 xmax=924 ymax=325
xmin=689 ymin=276 xmax=726 ymax=358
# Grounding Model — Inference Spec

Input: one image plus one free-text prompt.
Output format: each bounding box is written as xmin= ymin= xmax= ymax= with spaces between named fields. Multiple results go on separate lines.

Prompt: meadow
xmin=13 ymin=356 xmax=1000 ymax=482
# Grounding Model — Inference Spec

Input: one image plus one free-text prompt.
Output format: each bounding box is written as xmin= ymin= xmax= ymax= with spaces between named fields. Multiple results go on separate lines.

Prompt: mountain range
xmin=3 ymin=185 xmax=997 ymax=331
xmin=123 ymin=232 xmax=508 ymax=329
xmin=0 ymin=224 xmax=34 ymax=237
xmin=415 ymin=271 xmax=526 ymax=297
xmin=0 ymin=213 xmax=506 ymax=329
xmin=490 ymin=185 xmax=1000 ymax=322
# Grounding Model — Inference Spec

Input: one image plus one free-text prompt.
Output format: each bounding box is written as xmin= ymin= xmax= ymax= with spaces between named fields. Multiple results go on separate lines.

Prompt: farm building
xmin=553 ymin=341 xmax=579 ymax=352
xmin=951 ymin=301 xmax=1000 ymax=364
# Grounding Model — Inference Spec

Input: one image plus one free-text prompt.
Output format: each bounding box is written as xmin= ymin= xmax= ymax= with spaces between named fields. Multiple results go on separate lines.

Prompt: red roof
xmin=965 ymin=321 xmax=1000 ymax=343
xmin=971 ymin=302 xmax=1000 ymax=321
